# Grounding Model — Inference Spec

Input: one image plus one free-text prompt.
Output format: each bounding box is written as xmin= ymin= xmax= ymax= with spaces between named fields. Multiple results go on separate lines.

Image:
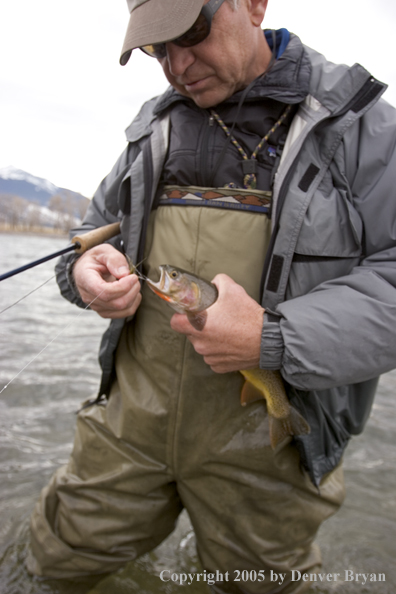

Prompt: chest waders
xmin=28 ymin=196 xmax=345 ymax=593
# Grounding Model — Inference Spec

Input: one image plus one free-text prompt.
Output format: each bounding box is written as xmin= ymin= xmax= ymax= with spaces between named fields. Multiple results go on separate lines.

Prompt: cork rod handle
xmin=71 ymin=222 xmax=121 ymax=254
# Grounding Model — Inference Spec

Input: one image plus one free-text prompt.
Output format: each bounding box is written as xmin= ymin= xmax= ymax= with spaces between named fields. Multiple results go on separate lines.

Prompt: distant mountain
xmin=0 ymin=166 xmax=90 ymax=231
xmin=0 ymin=166 xmax=88 ymax=207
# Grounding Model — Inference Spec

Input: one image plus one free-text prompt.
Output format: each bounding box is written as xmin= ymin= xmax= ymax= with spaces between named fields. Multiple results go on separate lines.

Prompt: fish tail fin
xmin=269 ymin=406 xmax=310 ymax=449
xmin=187 ymin=311 xmax=207 ymax=331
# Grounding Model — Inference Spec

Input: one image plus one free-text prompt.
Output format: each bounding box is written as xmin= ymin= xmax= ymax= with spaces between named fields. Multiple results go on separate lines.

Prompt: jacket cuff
xmin=55 ymin=253 xmax=87 ymax=309
xmin=259 ymin=311 xmax=284 ymax=369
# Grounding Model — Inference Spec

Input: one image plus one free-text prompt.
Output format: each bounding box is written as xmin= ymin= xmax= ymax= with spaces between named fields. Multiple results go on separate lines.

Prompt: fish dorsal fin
xmin=187 ymin=311 xmax=207 ymax=331
xmin=240 ymin=380 xmax=265 ymax=406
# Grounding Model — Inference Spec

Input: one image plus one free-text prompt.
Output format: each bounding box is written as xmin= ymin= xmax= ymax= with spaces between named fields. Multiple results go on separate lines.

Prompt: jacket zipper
xmin=259 ymin=75 xmax=385 ymax=302
xmin=198 ymin=114 xmax=214 ymax=187
xmin=259 ymin=155 xmax=300 ymax=299
xmin=259 ymin=114 xmax=328 ymax=300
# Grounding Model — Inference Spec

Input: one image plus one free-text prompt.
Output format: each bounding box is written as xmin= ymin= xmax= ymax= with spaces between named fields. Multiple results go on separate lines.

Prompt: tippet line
xmin=0 ymin=275 xmax=56 ymax=316
xmin=0 ymin=286 xmax=109 ymax=395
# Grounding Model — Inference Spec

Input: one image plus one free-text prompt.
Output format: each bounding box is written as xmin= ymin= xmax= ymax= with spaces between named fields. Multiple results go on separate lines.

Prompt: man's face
xmin=158 ymin=0 xmax=271 ymax=108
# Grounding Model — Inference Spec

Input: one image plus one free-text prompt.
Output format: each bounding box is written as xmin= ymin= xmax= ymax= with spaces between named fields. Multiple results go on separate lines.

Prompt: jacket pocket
xmin=294 ymin=170 xmax=362 ymax=258
xmin=286 ymin=172 xmax=363 ymax=299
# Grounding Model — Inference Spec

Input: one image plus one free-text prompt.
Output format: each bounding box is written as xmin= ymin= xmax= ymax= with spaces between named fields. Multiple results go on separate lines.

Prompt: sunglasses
xmin=140 ymin=0 xmax=227 ymax=59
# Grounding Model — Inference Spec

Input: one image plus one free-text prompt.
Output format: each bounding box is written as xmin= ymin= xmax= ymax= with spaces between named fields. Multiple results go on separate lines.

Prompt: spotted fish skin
xmin=240 ymin=368 xmax=310 ymax=448
xmin=145 ymin=265 xmax=218 ymax=330
xmin=144 ymin=264 xmax=310 ymax=448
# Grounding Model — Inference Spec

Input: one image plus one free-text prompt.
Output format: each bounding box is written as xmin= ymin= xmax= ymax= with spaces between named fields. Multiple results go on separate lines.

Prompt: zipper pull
xmin=209 ymin=115 xmax=214 ymax=126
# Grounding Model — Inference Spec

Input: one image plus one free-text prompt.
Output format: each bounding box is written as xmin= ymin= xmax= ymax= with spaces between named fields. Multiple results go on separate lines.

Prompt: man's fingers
xmin=170 ymin=272 xmax=263 ymax=372
xmin=95 ymin=274 xmax=139 ymax=302
xmin=73 ymin=245 xmax=132 ymax=297
xmin=78 ymin=271 xmax=139 ymax=304
xmin=90 ymin=276 xmax=140 ymax=307
xmin=91 ymin=291 xmax=143 ymax=319
xmin=71 ymin=244 xmax=144 ymax=319
xmin=95 ymin=251 xmax=131 ymax=279
xmin=210 ymin=272 xmax=236 ymax=293
xmin=170 ymin=312 xmax=197 ymax=335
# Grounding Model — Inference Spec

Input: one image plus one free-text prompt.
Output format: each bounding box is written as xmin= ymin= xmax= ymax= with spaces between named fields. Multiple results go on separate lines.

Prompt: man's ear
xmin=248 ymin=0 xmax=268 ymax=27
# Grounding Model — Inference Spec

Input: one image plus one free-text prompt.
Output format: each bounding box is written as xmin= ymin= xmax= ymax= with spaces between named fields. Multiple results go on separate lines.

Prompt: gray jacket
xmin=56 ymin=35 xmax=396 ymax=485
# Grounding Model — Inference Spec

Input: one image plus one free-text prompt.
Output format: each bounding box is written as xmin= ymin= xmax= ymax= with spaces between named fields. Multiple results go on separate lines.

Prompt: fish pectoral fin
xmin=269 ymin=407 xmax=310 ymax=449
xmin=240 ymin=380 xmax=265 ymax=406
xmin=187 ymin=311 xmax=207 ymax=331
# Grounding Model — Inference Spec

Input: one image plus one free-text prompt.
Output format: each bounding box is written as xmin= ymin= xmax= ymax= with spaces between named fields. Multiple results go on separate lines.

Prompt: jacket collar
xmin=125 ymin=32 xmax=386 ymax=143
xmin=304 ymin=44 xmax=387 ymax=116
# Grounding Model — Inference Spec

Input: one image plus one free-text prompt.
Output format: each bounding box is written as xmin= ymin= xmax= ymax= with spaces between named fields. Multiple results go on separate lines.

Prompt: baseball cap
xmin=120 ymin=0 xmax=205 ymax=65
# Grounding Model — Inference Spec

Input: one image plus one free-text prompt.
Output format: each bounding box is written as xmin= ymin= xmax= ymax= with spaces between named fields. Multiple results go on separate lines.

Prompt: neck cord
xmin=208 ymin=30 xmax=278 ymax=187
xmin=210 ymin=104 xmax=292 ymax=189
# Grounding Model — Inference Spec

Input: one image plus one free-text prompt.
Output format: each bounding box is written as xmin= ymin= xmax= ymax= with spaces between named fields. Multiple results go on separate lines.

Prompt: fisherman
xmin=28 ymin=0 xmax=396 ymax=592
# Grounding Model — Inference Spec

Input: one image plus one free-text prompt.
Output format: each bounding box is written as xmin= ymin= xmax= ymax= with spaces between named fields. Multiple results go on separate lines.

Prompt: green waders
xmin=28 ymin=205 xmax=345 ymax=593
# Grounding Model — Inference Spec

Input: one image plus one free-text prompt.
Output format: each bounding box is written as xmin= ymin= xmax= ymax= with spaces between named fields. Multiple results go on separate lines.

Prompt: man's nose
xmin=165 ymin=42 xmax=195 ymax=76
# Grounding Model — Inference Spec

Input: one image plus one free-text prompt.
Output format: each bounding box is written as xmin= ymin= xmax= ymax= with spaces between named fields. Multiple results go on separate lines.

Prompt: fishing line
xmin=0 ymin=287 xmax=108 ymax=395
xmin=0 ymin=256 xmax=148 ymax=316
xmin=0 ymin=275 xmax=56 ymax=316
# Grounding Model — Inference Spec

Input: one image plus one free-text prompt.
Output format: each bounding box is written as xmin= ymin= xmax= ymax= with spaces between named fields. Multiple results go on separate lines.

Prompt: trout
xmin=135 ymin=263 xmax=310 ymax=449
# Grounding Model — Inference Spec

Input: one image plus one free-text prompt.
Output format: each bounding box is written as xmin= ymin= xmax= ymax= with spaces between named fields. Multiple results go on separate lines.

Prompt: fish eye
xmin=170 ymin=270 xmax=178 ymax=279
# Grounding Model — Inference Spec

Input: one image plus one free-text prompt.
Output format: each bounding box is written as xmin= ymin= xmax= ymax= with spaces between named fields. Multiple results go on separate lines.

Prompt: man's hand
xmin=170 ymin=274 xmax=264 ymax=373
xmin=72 ymin=244 xmax=142 ymax=319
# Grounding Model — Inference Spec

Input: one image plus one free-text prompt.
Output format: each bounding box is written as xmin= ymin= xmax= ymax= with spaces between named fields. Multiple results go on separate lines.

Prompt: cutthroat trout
xmin=136 ymin=263 xmax=310 ymax=449
xmin=145 ymin=264 xmax=218 ymax=331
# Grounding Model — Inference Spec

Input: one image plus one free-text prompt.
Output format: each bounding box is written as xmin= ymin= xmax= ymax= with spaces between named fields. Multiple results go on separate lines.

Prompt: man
xmin=27 ymin=0 xmax=396 ymax=592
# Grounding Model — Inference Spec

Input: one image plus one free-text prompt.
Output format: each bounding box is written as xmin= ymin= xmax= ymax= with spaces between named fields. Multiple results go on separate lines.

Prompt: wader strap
xmin=136 ymin=138 xmax=154 ymax=275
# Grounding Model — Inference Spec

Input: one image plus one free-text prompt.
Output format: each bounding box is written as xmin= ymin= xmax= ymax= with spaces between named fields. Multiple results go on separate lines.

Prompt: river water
xmin=0 ymin=233 xmax=395 ymax=594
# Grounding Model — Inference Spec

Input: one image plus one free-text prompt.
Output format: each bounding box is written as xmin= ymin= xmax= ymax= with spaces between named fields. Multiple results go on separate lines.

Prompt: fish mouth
xmin=146 ymin=265 xmax=170 ymax=299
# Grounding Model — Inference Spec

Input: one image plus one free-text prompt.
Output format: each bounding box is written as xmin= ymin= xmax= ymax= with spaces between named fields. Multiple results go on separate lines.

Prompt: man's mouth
xmin=184 ymin=77 xmax=209 ymax=91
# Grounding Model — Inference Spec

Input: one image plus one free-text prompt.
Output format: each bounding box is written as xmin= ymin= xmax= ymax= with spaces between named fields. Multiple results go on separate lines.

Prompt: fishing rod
xmin=0 ymin=222 xmax=121 ymax=282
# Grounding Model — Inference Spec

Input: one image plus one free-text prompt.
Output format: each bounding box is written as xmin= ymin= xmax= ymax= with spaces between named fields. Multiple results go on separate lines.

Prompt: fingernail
xmin=118 ymin=266 xmax=129 ymax=275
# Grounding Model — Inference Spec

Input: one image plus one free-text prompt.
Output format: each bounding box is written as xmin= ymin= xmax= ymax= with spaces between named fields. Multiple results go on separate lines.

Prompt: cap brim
xmin=120 ymin=0 xmax=205 ymax=65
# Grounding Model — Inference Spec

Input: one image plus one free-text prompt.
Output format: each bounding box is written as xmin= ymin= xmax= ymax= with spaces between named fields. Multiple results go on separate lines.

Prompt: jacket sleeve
xmin=55 ymin=146 xmax=131 ymax=308
xmin=260 ymin=98 xmax=396 ymax=390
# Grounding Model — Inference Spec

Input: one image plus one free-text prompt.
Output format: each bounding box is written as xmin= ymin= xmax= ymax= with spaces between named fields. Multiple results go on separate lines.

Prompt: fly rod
xmin=0 ymin=222 xmax=121 ymax=282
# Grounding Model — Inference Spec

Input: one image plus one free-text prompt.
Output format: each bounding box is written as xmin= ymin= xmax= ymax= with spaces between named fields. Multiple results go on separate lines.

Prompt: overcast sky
xmin=1 ymin=0 xmax=395 ymax=197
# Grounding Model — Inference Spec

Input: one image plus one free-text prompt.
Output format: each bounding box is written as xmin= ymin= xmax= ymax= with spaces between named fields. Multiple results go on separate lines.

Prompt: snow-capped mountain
xmin=0 ymin=166 xmax=88 ymax=207
xmin=0 ymin=166 xmax=90 ymax=230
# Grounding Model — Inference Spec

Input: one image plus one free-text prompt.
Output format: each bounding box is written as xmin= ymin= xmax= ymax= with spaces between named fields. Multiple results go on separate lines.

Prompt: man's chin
xmin=175 ymin=80 xmax=232 ymax=109
xmin=187 ymin=89 xmax=231 ymax=109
